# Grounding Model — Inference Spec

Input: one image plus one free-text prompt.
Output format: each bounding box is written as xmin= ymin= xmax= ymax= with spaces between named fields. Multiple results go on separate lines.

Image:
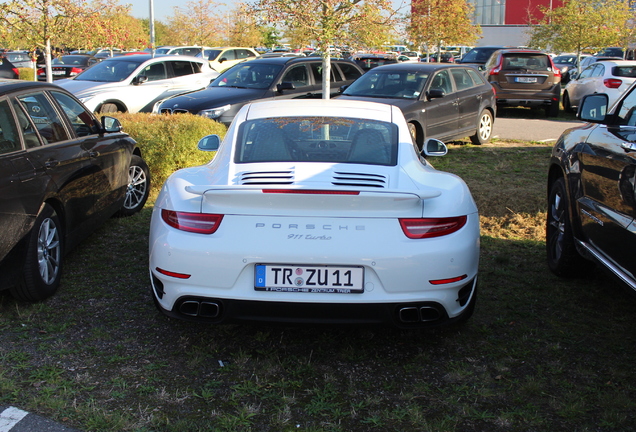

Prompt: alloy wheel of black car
xmin=470 ymin=109 xmax=493 ymax=145
xmin=546 ymin=177 xmax=585 ymax=276
xmin=117 ymin=155 xmax=150 ymax=217
xmin=11 ymin=204 xmax=63 ymax=302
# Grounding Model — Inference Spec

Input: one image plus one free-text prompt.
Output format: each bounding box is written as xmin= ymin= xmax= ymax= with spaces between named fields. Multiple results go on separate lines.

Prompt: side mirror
xmin=277 ymin=82 xmax=295 ymax=92
xmin=427 ymin=89 xmax=445 ymax=100
xmin=133 ymin=75 xmax=148 ymax=85
xmin=198 ymin=134 xmax=221 ymax=151
xmin=578 ymin=93 xmax=609 ymax=123
xmin=422 ymin=138 xmax=447 ymax=157
xmin=219 ymin=57 xmax=227 ymax=63
xmin=339 ymin=84 xmax=349 ymax=93
xmin=101 ymin=116 xmax=122 ymax=133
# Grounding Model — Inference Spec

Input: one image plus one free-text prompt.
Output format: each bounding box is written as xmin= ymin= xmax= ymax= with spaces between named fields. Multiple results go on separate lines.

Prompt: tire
xmin=546 ymin=177 xmax=585 ymax=277
xmin=563 ymin=92 xmax=575 ymax=113
xmin=546 ymin=99 xmax=559 ymax=117
xmin=10 ymin=204 xmax=63 ymax=302
xmin=99 ymin=103 xmax=119 ymax=114
xmin=408 ymin=122 xmax=421 ymax=150
xmin=116 ymin=155 xmax=150 ymax=217
xmin=470 ymin=109 xmax=493 ymax=145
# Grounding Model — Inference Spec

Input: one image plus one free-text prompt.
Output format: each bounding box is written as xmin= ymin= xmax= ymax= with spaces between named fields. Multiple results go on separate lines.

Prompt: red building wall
xmin=505 ymin=0 xmax=565 ymax=25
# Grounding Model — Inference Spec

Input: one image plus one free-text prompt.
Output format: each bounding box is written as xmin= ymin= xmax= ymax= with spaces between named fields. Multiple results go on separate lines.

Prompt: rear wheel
xmin=546 ymin=177 xmax=586 ymax=276
xmin=470 ymin=109 xmax=493 ymax=145
xmin=116 ymin=155 xmax=150 ymax=217
xmin=11 ymin=204 xmax=63 ymax=302
xmin=563 ymin=92 xmax=575 ymax=113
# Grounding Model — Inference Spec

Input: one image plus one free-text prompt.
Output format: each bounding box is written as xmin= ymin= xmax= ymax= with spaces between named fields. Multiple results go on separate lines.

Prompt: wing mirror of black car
xmin=277 ymin=82 xmax=295 ymax=92
xmin=422 ymin=138 xmax=448 ymax=157
xmin=578 ymin=93 xmax=609 ymax=123
xmin=133 ymin=75 xmax=148 ymax=85
xmin=101 ymin=116 xmax=122 ymax=133
xmin=339 ymin=84 xmax=349 ymax=93
xmin=427 ymin=89 xmax=445 ymax=100
xmin=198 ymin=134 xmax=221 ymax=152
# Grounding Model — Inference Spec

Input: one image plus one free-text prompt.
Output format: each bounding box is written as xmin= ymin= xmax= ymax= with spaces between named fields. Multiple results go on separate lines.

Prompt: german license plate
xmin=255 ymin=264 xmax=364 ymax=293
xmin=516 ymin=76 xmax=537 ymax=83
xmin=52 ymin=71 xmax=65 ymax=75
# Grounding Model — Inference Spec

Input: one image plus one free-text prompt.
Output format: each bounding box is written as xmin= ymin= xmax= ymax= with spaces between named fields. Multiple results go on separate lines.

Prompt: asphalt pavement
xmin=0 ymin=406 xmax=80 ymax=432
xmin=492 ymin=115 xmax=584 ymax=143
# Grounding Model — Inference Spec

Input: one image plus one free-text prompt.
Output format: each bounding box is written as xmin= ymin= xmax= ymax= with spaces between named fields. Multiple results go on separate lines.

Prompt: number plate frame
xmin=515 ymin=76 xmax=538 ymax=83
xmin=254 ymin=264 xmax=364 ymax=293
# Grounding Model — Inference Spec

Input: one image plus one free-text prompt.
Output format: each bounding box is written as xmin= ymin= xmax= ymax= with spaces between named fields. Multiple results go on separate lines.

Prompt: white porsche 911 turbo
xmin=149 ymin=99 xmax=480 ymax=328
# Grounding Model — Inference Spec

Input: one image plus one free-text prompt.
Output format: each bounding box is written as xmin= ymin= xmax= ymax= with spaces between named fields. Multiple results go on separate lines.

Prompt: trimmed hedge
xmin=18 ymin=68 xmax=36 ymax=81
xmin=110 ymin=112 xmax=227 ymax=193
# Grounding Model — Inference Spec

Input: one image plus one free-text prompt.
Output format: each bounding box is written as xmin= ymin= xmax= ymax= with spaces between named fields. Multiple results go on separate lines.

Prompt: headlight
xmin=199 ymin=105 xmax=230 ymax=119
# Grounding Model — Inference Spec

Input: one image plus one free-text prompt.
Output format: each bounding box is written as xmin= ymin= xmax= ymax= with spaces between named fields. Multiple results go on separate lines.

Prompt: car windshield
xmin=553 ymin=56 xmax=577 ymax=65
xmin=460 ymin=48 xmax=499 ymax=63
xmin=210 ymin=63 xmax=283 ymax=89
xmin=342 ymin=70 xmax=429 ymax=99
xmin=73 ymin=59 xmax=142 ymax=82
xmin=7 ymin=53 xmax=28 ymax=62
xmin=53 ymin=56 xmax=89 ymax=66
xmin=235 ymin=116 xmax=398 ymax=165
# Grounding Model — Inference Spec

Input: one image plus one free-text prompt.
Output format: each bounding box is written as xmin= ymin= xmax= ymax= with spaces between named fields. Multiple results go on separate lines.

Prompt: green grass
xmin=1 ymin=142 xmax=636 ymax=431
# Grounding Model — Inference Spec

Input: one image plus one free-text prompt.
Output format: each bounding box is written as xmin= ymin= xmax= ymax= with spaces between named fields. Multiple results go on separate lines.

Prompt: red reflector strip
xmin=262 ymin=189 xmax=360 ymax=195
xmin=399 ymin=216 xmax=467 ymax=239
xmin=429 ymin=275 xmax=468 ymax=285
xmin=161 ymin=209 xmax=224 ymax=234
xmin=156 ymin=267 xmax=191 ymax=279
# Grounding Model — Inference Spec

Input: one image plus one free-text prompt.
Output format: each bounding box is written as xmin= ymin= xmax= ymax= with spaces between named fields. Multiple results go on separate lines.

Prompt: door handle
xmin=45 ymin=159 xmax=59 ymax=168
xmin=89 ymin=151 xmax=100 ymax=158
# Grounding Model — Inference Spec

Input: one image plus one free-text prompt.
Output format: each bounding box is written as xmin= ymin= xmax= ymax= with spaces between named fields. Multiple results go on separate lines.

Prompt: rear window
xmin=235 ymin=117 xmax=398 ymax=166
xmin=612 ymin=66 xmax=636 ymax=77
xmin=502 ymin=54 xmax=549 ymax=71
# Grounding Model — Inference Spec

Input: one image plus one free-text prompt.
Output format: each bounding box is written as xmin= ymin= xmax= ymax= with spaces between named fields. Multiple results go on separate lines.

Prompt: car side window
xmin=16 ymin=92 xmax=69 ymax=145
xmin=50 ymin=91 xmax=96 ymax=137
xmin=309 ymin=63 xmax=336 ymax=83
xmin=429 ymin=70 xmax=453 ymax=95
xmin=578 ymin=65 xmax=595 ymax=79
xmin=466 ymin=68 xmax=486 ymax=85
xmin=591 ymin=64 xmax=604 ymax=77
xmin=615 ymin=88 xmax=636 ymax=126
xmin=222 ymin=50 xmax=237 ymax=61
xmin=170 ymin=61 xmax=195 ymax=77
xmin=450 ymin=68 xmax=474 ymax=91
xmin=0 ymin=99 xmax=20 ymax=154
xmin=283 ymin=65 xmax=310 ymax=87
xmin=140 ymin=62 xmax=167 ymax=81
xmin=335 ymin=62 xmax=363 ymax=81
xmin=237 ymin=49 xmax=256 ymax=60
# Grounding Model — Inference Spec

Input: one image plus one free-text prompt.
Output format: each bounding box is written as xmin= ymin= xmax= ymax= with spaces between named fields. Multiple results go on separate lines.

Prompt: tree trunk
xmin=45 ymin=39 xmax=52 ymax=83
xmin=322 ymin=53 xmax=331 ymax=100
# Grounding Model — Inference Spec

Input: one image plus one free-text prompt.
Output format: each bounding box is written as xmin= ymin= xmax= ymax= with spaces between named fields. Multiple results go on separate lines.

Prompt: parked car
xmin=351 ymin=53 xmax=398 ymax=71
xmin=37 ymin=54 xmax=100 ymax=81
xmin=483 ymin=48 xmax=562 ymax=117
xmin=576 ymin=55 xmax=623 ymax=73
xmin=546 ymin=88 xmax=636 ymax=293
xmin=399 ymin=51 xmax=420 ymax=62
xmin=149 ymin=99 xmax=480 ymax=327
xmin=0 ymin=57 xmax=19 ymax=79
xmin=0 ymin=80 xmax=150 ymax=301
xmin=551 ymin=53 xmax=589 ymax=84
xmin=197 ymin=47 xmax=259 ymax=72
xmin=563 ymin=60 xmax=636 ymax=112
xmin=337 ymin=63 xmax=496 ymax=147
xmin=56 ymin=54 xmax=219 ymax=113
xmin=159 ymin=46 xmax=206 ymax=57
xmin=427 ymin=52 xmax=455 ymax=63
xmin=5 ymin=52 xmax=33 ymax=69
xmin=93 ymin=48 xmax=123 ymax=59
xmin=597 ymin=47 xmax=624 ymax=58
xmin=154 ymin=56 xmax=364 ymax=125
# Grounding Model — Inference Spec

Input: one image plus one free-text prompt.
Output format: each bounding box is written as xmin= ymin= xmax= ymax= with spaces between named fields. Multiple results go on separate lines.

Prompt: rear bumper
xmin=492 ymin=84 xmax=560 ymax=107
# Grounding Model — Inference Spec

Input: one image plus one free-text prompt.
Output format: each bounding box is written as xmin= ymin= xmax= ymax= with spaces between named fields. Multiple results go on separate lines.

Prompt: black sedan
xmin=547 ymin=88 xmax=636 ymax=293
xmin=0 ymin=57 xmax=19 ymax=79
xmin=37 ymin=54 xmax=100 ymax=81
xmin=154 ymin=56 xmax=364 ymax=125
xmin=0 ymin=80 xmax=150 ymax=301
xmin=337 ymin=63 xmax=497 ymax=147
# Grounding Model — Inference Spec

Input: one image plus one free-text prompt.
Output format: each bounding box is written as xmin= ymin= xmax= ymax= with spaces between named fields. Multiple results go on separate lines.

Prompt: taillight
xmin=604 ymin=78 xmax=622 ymax=89
xmin=489 ymin=56 xmax=503 ymax=75
xmin=12 ymin=68 xmax=18 ymax=77
xmin=161 ymin=209 xmax=224 ymax=234
xmin=549 ymin=58 xmax=561 ymax=78
xmin=69 ymin=67 xmax=83 ymax=76
xmin=37 ymin=68 xmax=44 ymax=75
xmin=399 ymin=216 xmax=467 ymax=239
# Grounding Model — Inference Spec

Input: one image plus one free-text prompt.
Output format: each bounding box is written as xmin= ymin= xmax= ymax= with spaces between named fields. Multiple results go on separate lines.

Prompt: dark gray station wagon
xmin=0 ymin=81 xmax=150 ymax=302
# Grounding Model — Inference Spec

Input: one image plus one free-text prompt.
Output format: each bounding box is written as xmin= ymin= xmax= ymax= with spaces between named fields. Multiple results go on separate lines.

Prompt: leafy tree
xmin=164 ymin=0 xmax=225 ymax=46
xmin=528 ymin=0 xmax=634 ymax=73
xmin=140 ymin=18 xmax=170 ymax=48
xmin=228 ymin=3 xmax=262 ymax=47
xmin=253 ymin=0 xmax=397 ymax=98
xmin=407 ymin=0 xmax=480 ymax=58
xmin=261 ymin=26 xmax=281 ymax=49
